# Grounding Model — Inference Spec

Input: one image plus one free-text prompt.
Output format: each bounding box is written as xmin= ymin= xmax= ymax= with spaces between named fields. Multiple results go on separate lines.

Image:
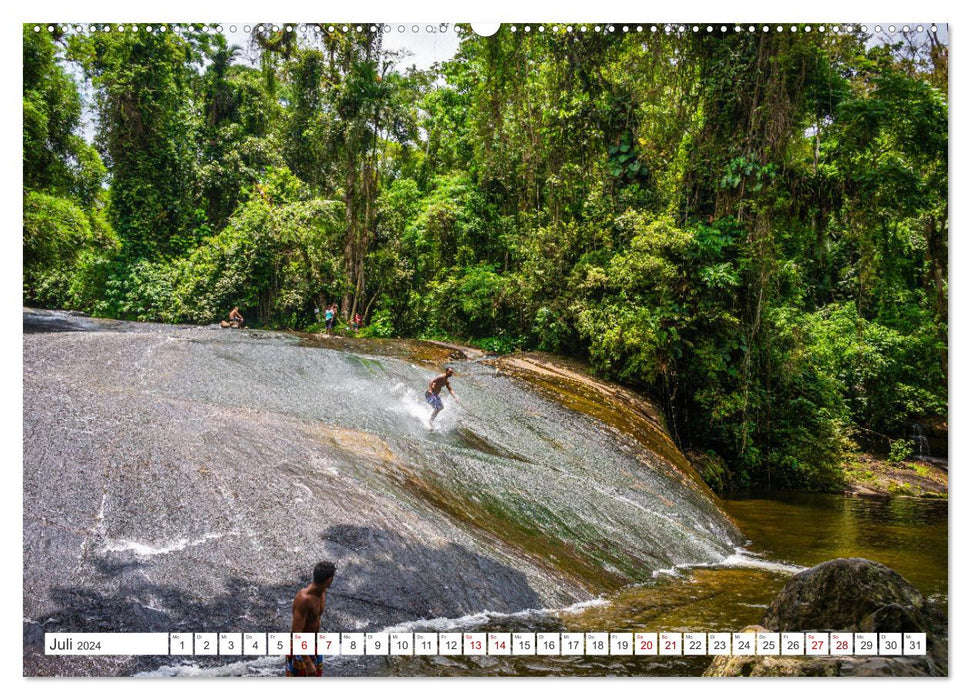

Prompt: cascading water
xmin=910 ymin=423 xmax=930 ymax=459
xmin=24 ymin=309 xmax=746 ymax=676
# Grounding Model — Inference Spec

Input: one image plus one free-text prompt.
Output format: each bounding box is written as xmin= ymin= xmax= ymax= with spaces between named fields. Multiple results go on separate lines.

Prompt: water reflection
xmin=721 ymin=493 xmax=947 ymax=604
xmin=379 ymin=492 xmax=947 ymax=677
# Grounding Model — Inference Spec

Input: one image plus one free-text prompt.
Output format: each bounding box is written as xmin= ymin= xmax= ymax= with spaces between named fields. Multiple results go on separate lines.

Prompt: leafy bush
xmin=889 ymin=439 xmax=912 ymax=464
xmin=358 ymin=307 xmax=396 ymax=338
xmin=23 ymin=190 xmax=119 ymax=310
xmin=174 ymin=167 xmax=345 ymax=327
xmin=96 ymin=258 xmax=181 ymax=323
xmin=804 ymin=302 xmax=946 ymax=435
xmin=574 ymin=212 xmax=691 ymax=384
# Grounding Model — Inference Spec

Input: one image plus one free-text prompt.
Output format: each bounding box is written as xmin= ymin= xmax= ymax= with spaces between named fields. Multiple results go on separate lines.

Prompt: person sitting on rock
xmin=222 ymin=306 xmax=245 ymax=329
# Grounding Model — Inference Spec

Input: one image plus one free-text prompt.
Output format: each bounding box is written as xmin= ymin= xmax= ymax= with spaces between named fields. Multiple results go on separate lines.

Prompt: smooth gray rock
xmin=23 ymin=309 xmax=742 ymax=676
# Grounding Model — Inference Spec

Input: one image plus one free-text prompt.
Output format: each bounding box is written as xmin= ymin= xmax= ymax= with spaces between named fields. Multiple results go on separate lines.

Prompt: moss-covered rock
xmin=705 ymin=559 xmax=947 ymax=677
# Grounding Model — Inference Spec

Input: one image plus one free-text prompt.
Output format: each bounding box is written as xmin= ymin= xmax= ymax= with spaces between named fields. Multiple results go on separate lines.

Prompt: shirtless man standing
xmin=425 ymin=367 xmax=457 ymax=428
xmin=286 ymin=561 xmax=336 ymax=677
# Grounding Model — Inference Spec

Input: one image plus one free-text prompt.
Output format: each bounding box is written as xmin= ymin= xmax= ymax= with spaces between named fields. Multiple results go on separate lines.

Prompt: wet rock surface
xmin=705 ymin=558 xmax=947 ymax=677
xmin=23 ymin=309 xmax=742 ymax=676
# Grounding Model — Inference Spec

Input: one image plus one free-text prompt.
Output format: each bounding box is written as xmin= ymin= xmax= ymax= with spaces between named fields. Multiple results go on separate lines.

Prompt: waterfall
xmin=910 ymin=423 xmax=930 ymax=459
xmin=24 ymin=309 xmax=746 ymax=676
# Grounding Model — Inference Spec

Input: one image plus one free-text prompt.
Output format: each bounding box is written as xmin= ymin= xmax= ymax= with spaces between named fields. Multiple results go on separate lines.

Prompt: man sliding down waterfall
xmin=425 ymin=368 xmax=457 ymax=429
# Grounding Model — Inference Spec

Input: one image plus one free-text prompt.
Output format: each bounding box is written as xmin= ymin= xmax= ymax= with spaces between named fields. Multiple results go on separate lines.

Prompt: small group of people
xmin=220 ymin=304 xmax=367 ymax=334
xmin=318 ymin=304 xmax=364 ymax=335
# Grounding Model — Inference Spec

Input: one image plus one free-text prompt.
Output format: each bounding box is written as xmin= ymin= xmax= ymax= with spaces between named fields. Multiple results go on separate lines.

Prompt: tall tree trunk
xmin=927 ymin=214 xmax=948 ymax=383
xmin=342 ymin=162 xmax=358 ymax=319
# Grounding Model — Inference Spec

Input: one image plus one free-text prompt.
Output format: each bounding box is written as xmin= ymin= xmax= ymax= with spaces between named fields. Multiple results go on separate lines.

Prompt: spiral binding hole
xmin=30 ymin=20 xmax=943 ymax=41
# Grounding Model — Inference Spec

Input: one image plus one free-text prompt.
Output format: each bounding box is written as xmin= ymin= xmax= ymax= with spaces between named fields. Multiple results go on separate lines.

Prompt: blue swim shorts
xmin=425 ymin=390 xmax=444 ymax=411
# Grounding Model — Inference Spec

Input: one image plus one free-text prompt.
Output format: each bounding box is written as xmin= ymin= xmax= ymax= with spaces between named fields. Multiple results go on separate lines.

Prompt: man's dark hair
xmin=313 ymin=561 xmax=336 ymax=584
xmin=445 ymin=367 xmax=454 ymax=376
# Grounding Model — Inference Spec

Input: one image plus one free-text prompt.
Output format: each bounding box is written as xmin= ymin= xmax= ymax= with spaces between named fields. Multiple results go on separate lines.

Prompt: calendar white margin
xmin=2 ymin=0 xmax=963 ymax=697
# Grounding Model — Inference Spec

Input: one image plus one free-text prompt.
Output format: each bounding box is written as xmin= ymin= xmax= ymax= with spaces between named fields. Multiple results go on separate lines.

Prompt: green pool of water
xmin=721 ymin=492 xmax=948 ymax=607
xmin=385 ymin=491 xmax=947 ymax=676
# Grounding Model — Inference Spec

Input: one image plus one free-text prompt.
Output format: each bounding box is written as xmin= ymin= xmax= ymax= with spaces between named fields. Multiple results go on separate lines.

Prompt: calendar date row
xmin=46 ymin=631 xmax=926 ymax=657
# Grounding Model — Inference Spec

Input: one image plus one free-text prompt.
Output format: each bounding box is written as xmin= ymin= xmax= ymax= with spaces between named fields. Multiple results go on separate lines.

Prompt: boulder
xmin=706 ymin=558 xmax=947 ymax=677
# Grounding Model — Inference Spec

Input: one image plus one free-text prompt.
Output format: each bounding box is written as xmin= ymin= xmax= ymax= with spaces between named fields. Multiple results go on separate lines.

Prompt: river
xmin=22 ymin=310 xmax=947 ymax=677
xmin=139 ymin=492 xmax=946 ymax=678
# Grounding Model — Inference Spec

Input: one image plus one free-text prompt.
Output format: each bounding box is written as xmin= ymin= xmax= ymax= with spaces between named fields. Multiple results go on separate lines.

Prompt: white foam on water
xmin=558 ymin=597 xmax=611 ymax=614
xmin=387 ymin=383 xmax=434 ymax=424
xmin=136 ymin=655 xmax=284 ymax=678
xmin=23 ymin=616 xmax=57 ymax=626
xmin=381 ymin=596 xmax=609 ymax=633
xmin=100 ymin=531 xmax=233 ymax=558
xmin=309 ymin=455 xmax=340 ymax=477
xmin=385 ymin=380 xmax=462 ymax=432
xmin=713 ymin=547 xmax=805 ymax=574
xmin=645 ymin=546 xmax=803 ymax=579
xmin=95 ymin=492 xmax=108 ymax=523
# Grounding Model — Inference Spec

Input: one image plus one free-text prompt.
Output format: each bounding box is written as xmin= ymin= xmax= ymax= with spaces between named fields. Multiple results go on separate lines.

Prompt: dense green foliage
xmin=23 ymin=24 xmax=948 ymax=490
xmin=23 ymin=27 xmax=116 ymax=309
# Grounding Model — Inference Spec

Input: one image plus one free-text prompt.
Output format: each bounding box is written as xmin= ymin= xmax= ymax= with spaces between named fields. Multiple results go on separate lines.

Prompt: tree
xmin=23 ymin=26 xmax=115 ymax=309
xmin=68 ymin=25 xmax=208 ymax=258
xmin=23 ymin=25 xmax=947 ymax=490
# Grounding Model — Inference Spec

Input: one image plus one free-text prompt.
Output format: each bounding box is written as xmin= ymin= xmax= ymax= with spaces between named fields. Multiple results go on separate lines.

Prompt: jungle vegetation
xmin=23 ymin=24 xmax=948 ymax=490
